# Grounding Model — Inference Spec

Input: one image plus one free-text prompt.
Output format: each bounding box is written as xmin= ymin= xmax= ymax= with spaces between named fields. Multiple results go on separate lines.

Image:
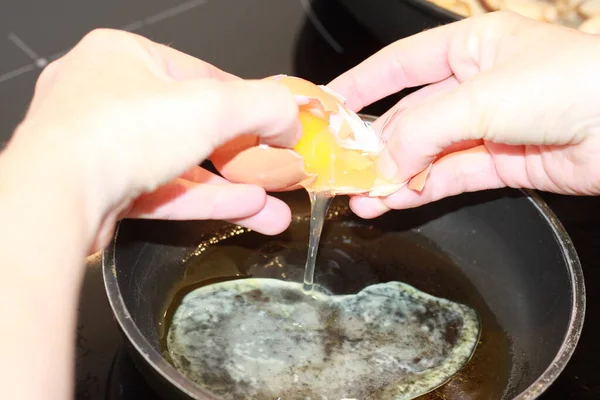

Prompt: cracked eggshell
xmin=268 ymin=74 xmax=346 ymax=112
xmin=269 ymin=75 xmax=383 ymax=154
xmin=211 ymin=134 xmax=312 ymax=192
xmin=212 ymin=75 xmax=432 ymax=197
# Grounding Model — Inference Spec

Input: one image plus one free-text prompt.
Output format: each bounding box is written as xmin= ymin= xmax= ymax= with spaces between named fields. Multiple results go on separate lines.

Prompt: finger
xmin=371 ymin=76 xmax=460 ymax=142
xmin=228 ymin=195 xmax=292 ymax=236
xmin=207 ymin=79 xmax=301 ymax=149
xmin=126 ymin=78 xmax=301 ymax=196
xmin=126 ymin=167 xmax=293 ymax=235
xmin=128 ymin=180 xmax=292 ymax=235
xmin=128 ymin=166 xmax=264 ymax=219
xmin=127 ymin=178 xmax=268 ymax=220
xmin=375 ymin=72 xmax=495 ymax=186
xmin=349 ymin=76 xmax=465 ymax=216
xmin=351 ymin=145 xmax=506 ymax=217
xmin=377 ymin=51 xmax=589 ymax=186
xmin=327 ymin=20 xmax=467 ymax=112
xmin=348 ymin=195 xmax=392 ymax=219
xmin=327 ymin=11 xmax=537 ymax=112
xmin=373 ymin=75 xmax=467 ymax=184
xmin=175 ymin=79 xmax=301 ymax=149
xmin=385 ymin=145 xmax=506 ymax=208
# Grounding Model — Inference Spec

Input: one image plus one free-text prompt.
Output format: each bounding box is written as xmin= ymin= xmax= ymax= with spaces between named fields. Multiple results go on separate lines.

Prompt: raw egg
xmin=212 ymin=75 xmax=430 ymax=196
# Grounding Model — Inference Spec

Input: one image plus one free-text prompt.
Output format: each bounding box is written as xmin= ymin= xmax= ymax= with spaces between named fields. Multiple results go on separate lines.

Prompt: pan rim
xmin=102 ymin=231 xmax=220 ymax=400
xmin=510 ymin=190 xmax=586 ymax=399
xmin=102 ymin=115 xmax=585 ymax=400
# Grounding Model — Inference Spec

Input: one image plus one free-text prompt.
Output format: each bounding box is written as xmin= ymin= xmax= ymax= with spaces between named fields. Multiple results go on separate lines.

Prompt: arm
xmin=0 ymin=28 xmax=299 ymax=400
xmin=0 ymin=129 xmax=93 ymax=400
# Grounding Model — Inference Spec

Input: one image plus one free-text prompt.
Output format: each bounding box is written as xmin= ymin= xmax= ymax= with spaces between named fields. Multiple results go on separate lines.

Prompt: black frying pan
xmin=102 ymin=114 xmax=585 ymax=400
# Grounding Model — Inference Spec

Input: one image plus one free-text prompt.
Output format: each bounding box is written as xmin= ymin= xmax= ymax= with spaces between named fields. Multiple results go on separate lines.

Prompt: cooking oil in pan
xmin=158 ymin=202 xmax=511 ymax=399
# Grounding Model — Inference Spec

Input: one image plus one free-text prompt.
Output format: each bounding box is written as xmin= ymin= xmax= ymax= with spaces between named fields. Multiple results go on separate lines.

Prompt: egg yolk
xmin=293 ymin=111 xmax=380 ymax=192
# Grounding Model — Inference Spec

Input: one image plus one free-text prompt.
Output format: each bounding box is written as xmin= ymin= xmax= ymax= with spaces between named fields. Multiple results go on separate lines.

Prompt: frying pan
xmin=102 ymin=114 xmax=585 ymax=399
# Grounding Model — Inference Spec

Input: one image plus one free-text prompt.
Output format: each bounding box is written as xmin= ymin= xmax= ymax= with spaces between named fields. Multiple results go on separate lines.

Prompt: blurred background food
xmin=428 ymin=0 xmax=600 ymax=33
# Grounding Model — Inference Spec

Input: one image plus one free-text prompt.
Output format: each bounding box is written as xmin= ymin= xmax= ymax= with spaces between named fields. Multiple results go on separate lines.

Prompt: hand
xmin=0 ymin=28 xmax=302 ymax=400
xmin=4 ymin=29 xmax=300 ymax=252
xmin=328 ymin=11 xmax=600 ymax=218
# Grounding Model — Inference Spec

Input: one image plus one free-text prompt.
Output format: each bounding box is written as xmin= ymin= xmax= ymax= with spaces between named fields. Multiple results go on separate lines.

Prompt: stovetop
xmin=1 ymin=1 xmax=599 ymax=399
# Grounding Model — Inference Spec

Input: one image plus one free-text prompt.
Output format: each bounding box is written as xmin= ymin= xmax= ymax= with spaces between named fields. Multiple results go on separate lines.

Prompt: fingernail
xmin=377 ymin=148 xmax=399 ymax=181
xmin=369 ymin=197 xmax=391 ymax=215
xmin=352 ymin=196 xmax=390 ymax=219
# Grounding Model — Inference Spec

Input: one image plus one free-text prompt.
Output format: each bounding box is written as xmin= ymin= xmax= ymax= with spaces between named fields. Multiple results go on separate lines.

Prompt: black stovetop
xmin=1 ymin=1 xmax=599 ymax=399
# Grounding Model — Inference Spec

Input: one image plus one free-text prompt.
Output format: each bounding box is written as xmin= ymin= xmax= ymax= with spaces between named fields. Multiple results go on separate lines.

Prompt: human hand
xmin=4 ymin=29 xmax=300 ymax=252
xmin=328 ymin=11 xmax=600 ymax=218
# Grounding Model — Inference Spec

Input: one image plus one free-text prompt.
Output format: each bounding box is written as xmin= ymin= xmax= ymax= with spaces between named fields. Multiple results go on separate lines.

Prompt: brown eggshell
xmin=211 ymin=134 xmax=259 ymax=164
xmin=408 ymin=164 xmax=433 ymax=192
xmin=266 ymin=75 xmax=372 ymax=151
xmin=211 ymin=135 xmax=312 ymax=192
xmin=266 ymin=75 xmax=344 ymax=113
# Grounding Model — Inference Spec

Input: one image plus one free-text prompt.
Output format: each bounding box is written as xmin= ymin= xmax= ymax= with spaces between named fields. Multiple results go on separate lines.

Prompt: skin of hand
xmin=0 ymin=29 xmax=299 ymax=399
xmin=328 ymin=11 xmax=600 ymax=218
xmin=7 ymin=29 xmax=302 ymax=252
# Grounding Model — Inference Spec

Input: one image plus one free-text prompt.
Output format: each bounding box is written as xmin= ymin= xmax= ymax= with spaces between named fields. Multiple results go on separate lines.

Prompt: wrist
xmin=0 ymin=124 xmax=90 ymax=400
xmin=0 ymin=121 xmax=99 ymax=256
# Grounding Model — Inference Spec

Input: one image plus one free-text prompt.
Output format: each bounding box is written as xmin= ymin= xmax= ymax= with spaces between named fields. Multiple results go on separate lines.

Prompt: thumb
xmin=127 ymin=79 xmax=301 ymax=188
xmin=166 ymin=78 xmax=301 ymax=159
xmin=98 ymin=78 xmax=301 ymax=207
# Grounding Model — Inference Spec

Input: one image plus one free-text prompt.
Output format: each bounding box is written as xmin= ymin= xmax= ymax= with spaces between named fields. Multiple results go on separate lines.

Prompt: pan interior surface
xmin=104 ymin=187 xmax=582 ymax=400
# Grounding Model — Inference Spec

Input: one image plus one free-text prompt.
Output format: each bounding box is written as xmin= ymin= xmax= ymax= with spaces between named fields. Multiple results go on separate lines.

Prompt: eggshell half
xmin=268 ymin=74 xmax=345 ymax=113
xmin=211 ymin=135 xmax=313 ymax=192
